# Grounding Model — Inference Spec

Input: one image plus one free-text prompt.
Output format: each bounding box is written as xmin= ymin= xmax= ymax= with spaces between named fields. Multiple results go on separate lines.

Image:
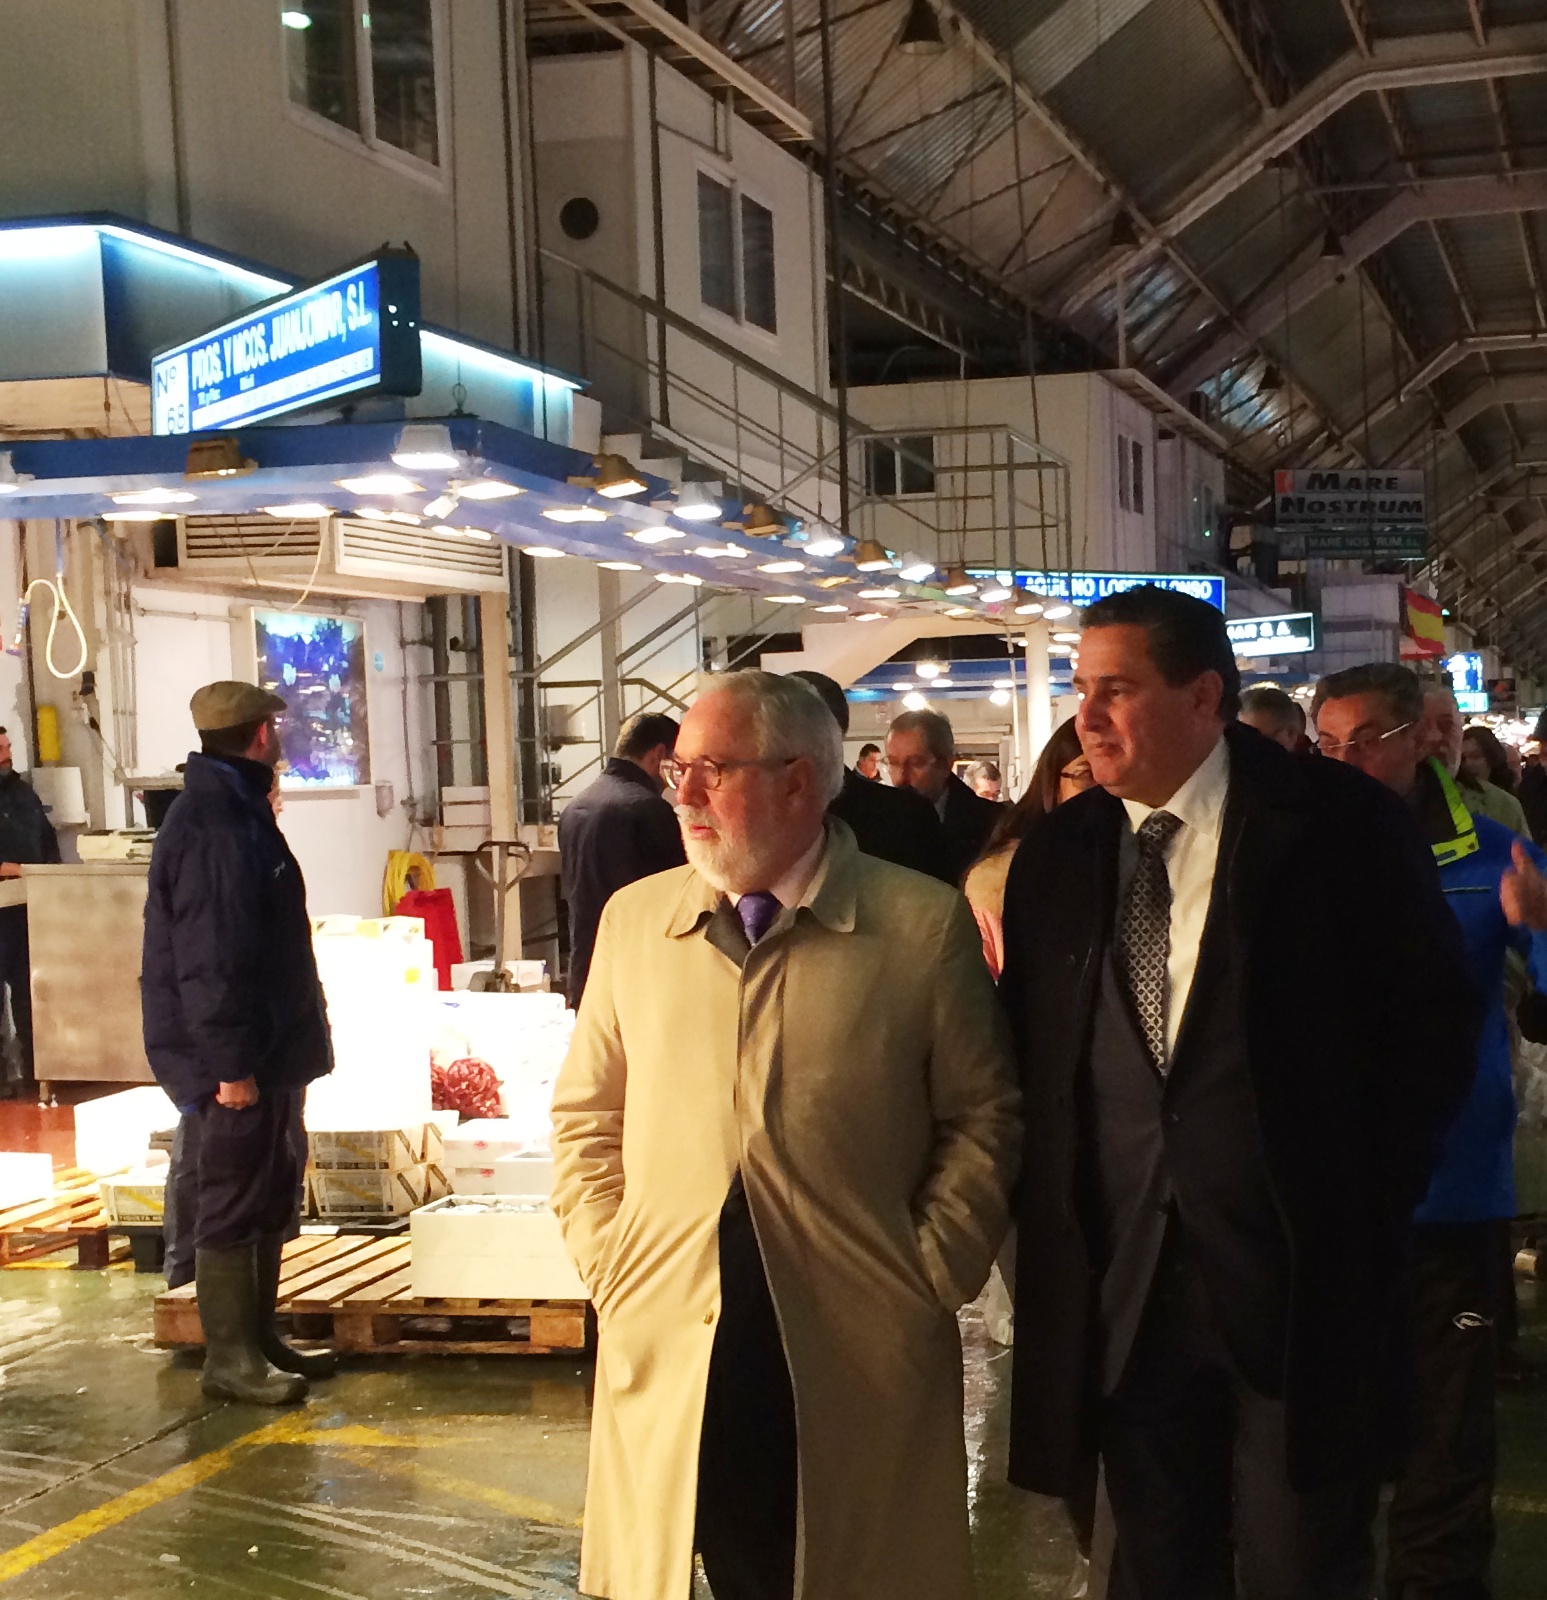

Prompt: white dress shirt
xmin=1120 ymin=735 xmax=1230 ymax=1059
xmin=730 ymin=828 xmax=828 ymax=914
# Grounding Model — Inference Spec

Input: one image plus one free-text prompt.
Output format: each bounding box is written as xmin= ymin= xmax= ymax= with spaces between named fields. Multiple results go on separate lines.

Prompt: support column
xmin=479 ymin=586 xmax=521 ymax=967
xmin=1024 ymin=620 xmax=1053 ymax=761
xmin=598 ymin=567 xmax=622 ymax=756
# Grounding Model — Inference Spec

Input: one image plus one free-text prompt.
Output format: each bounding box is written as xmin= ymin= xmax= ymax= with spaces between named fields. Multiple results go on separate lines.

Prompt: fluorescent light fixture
xmin=433 ymin=524 xmax=493 ymax=542
xmin=815 ymin=603 xmax=849 ymax=613
xmin=853 ymin=540 xmax=893 ymax=572
xmin=391 ymin=424 xmax=460 ymax=471
xmin=421 ymin=494 xmax=458 ymax=520
xmin=522 ymin=546 xmax=566 ymax=558
xmin=542 ymin=505 xmax=608 ymax=524
xmin=111 ymin=488 xmax=196 ymax=506
xmin=899 ymin=559 xmax=936 ymax=583
xmin=764 ymin=595 xmax=807 ymax=605
xmin=993 ymin=678 xmax=1013 ymax=690
xmin=944 ymin=606 xmax=973 ymax=617
xmin=758 ymin=560 xmax=805 ymax=574
xmin=853 ymin=612 xmax=884 ymax=622
xmin=991 ymin=689 xmax=1012 ymax=707
xmin=672 ymin=483 xmax=724 ymax=521
xmin=1044 ymin=604 xmax=1074 ymax=620
xmin=934 ymin=679 xmax=954 ymax=689
xmin=281 ymin=8 xmax=312 ymax=27
xmin=858 ymin=586 xmax=899 ymax=600
xmin=1048 ymin=643 xmax=1074 ymax=656
xmin=979 ymin=585 xmax=1012 ymax=603
xmin=102 ymin=509 xmax=169 ymax=523
xmin=903 ymin=691 xmax=929 ymax=711
xmin=455 ymin=478 xmax=524 ymax=501
xmin=892 ymin=682 xmax=914 ymax=692
xmin=262 ymin=502 xmax=332 ymax=519
xmin=694 ymin=545 xmax=749 ymax=560
xmin=631 ymin=525 xmax=686 ymax=544
xmin=943 ymin=568 xmax=978 ymax=597
xmin=337 ymin=474 xmax=418 ymax=496
xmin=597 ymin=560 xmax=643 ymax=571
xmin=806 ymin=536 xmax=847 ymax=558
xmin=1015 ymin=602 xmax=1045 ymax=616
xmin=419 ymin=329 xmax=577 ymax=394
xmin=1053 ymin=631 xmax=1082 ymax=643
xmin=915 ymin=662 xmax=941 ymax=679
xmin=656 ymin=572 xmax=704 ymax=586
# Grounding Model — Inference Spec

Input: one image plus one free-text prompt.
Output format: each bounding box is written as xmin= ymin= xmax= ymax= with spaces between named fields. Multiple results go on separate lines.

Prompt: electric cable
xmin=14 ymin=524 xmax=88 ymax=680
xmin=383 ymin=849 xmax=437 ymax=917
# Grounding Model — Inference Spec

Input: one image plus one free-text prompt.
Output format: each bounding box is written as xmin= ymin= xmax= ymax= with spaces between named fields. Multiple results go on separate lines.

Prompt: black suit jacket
xmin=827 ymin=768 xmax=951 ymax=882
xmin=938 ymin=771 xmax=1002 ymax=885
xmin=558 ymin=758 xmax=685 ymax=1006
xmin=999 ymin=724 xmax=1479 ymax=1495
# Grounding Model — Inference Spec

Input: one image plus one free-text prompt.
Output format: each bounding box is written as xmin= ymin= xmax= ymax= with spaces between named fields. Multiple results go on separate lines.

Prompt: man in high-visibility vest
xmin=1316 ymin=662 xmax=1547 ymax=1600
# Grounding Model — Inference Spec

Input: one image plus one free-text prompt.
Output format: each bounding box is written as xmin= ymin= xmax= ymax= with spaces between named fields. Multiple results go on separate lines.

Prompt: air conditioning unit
xmin=174 ymin=514 xmax=507 ymax=600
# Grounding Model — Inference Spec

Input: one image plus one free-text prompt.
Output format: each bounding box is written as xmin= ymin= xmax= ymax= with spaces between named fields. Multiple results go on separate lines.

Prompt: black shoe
xmin=256 ymin=1233 xmax=337 ymax=1380
xmin=195 ymin=1246 xmax=308 ymax=1405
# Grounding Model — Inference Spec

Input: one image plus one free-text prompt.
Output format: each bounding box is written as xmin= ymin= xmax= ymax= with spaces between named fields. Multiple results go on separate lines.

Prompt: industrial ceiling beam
xmin=1402 ymin=331 xmax=1547 ymax=398
xmin=1444 ymin=374 xmax=1547 ymax=433
xmin=1166 ymin=174 xmax=1547 ymax=397
xmin=1061 ymin=20 xmax=1547 ymax=317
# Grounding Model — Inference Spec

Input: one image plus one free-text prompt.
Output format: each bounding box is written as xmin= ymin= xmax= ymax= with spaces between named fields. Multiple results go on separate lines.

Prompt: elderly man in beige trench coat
xmin=552 ymin=669 xmax=1021 ymax=1600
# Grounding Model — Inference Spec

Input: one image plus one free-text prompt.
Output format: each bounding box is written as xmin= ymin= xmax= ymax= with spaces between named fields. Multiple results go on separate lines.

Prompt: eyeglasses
xmin=1318 ymin=720 xmax=1415 ymax=760
xmin=661 ymin=755 xmax=796 ymax=791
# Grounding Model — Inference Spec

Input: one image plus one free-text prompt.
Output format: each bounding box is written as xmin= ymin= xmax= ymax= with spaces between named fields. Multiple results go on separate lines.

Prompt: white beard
xmin=676 ymin=806 xmax=785 ymax=896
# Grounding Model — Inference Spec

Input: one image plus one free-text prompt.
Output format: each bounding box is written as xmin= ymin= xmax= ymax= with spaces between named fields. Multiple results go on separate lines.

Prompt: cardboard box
xmin=310 ymin=1162 xmax=450 ymax=1218
xmin=307 ymin=1124 xmax=444 ymax=1172
xmin=410 ymin=1195 xmax=588 ymax=1301
xmin=98 ymin=1169 xmax=167 ymax=1224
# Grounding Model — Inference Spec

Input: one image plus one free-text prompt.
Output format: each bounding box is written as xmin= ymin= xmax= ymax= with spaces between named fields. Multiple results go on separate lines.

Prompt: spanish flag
xmin=1402 ymin=587 xmax=1445 ymax=659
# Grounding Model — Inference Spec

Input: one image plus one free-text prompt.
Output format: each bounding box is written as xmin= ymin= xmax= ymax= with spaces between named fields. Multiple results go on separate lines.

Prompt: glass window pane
xmin=368 ymin=0 xmax=439 ymax=164
xmin=865 ymin=440 xmax=898 ymax=498
xmin=1132 ymin=440 xmax=1145 ymax=514
xmin=698 ymin=174 xmax=737 ymax=318
xmin=1117 ymin=434 xmax=1131 ymax=511
xmin=285 ymin=0 xmax=359 ymax=133
xmin=898 ymin=435 xmax=935 ymax=496
xmin=740 ymin=195 xmax=777 ymax=333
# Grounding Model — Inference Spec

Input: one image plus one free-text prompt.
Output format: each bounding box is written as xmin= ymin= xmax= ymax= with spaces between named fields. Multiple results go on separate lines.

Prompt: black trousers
xmin=695 ymin=1175 xmax=798 ymax=1600
xmin=193 ymin=1087 xmax=303 ymax=1252
xmin=0 ymin=906 xmax=34 ymax=1082
xmin=1100 ymin=1235 xmax=1379 ymax=1600
xmin=1386 ymin=1220 xmax=1502 ymax=1600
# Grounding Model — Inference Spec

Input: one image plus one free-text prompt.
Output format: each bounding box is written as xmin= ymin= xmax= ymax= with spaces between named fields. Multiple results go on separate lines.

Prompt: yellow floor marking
xmin=0 ymin=1410 xmax=313 ymax=1584
xmin=336 ymin=1448 xmax=583 ymax=1529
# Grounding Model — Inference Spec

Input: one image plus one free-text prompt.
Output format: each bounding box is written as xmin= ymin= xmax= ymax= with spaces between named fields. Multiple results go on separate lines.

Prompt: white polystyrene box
xmin=442 ymin=1119 xmax=527 ymax=1167
xmin=73 ymin=1086 xmax=179 ymax=1175
xmin=410 ymin=1196 xmax=588 ymax=1301
xmin=0 ymin=1153 xmax=55 ymax=1208
xmin=449 ymin=1165 xmax=507 ymax=1196
xmin=431 ymin=992 xmax=574 ymax=1144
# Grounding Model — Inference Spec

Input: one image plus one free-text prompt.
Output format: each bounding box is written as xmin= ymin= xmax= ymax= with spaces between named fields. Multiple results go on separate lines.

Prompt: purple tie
xmin=737 ymin=891 xmax=781 ymax=946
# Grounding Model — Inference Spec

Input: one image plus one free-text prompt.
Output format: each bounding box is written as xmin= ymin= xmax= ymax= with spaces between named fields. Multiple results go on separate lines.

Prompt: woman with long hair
xmin=963 ymin=717 xmax=1095 ymax=978
xmin=1461 ymin=724 xmax=1517 ymax=794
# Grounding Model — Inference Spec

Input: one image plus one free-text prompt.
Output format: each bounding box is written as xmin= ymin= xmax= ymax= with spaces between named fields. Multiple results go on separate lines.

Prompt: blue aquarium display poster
xmin=254 ymin=610 xmax=371 ymax=789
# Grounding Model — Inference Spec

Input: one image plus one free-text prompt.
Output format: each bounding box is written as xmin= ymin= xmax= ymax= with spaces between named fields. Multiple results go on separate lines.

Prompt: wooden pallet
xmin=0 ymin=1168 xmax=114 ymax=1269
xmin=154 ymin=1232 xmax=589 ymax=1355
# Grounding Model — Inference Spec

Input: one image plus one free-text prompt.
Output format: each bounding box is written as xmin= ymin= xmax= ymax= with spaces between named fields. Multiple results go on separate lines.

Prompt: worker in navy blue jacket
xmin=1317 ymin=662 xmax=1547 ymax=1600
xmin=142 ymin=681 xmax=334 ymax=1406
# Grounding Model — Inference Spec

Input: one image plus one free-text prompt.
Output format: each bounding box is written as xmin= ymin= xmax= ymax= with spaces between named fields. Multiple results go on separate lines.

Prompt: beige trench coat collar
xmin=663 ymin=818 xmax=861 ymax=942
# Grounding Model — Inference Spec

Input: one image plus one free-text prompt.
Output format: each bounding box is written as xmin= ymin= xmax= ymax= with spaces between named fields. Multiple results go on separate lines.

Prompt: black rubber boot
xmin=256 ymin=1233 xmax=337 ymax=1379
xmin=195 ymin=1246 xmax=308 ymax=1405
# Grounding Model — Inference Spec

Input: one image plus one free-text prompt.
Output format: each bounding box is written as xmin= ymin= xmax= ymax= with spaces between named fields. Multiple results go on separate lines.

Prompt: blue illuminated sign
xmin=981 ymin=570 xmax=1227 ymax=611
xmin=151 ymin=253 xmax=421 ymax=434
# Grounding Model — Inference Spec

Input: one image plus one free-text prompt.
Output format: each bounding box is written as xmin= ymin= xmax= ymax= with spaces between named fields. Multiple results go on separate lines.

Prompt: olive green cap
xmin=189 ymin=680 xmax=287 ymax=733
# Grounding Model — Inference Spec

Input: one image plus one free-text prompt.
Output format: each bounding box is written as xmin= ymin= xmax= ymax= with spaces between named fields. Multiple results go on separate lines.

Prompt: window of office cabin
xmin=284 ymin=0 xmax=441 ymax=168
xmin=697 ymin=173 xmax=778 ymax=334
xmin=865 ymin=436 xmax=936 ymax=497
xmin=1117 ymin=434 xmax=1131 ymax=511
xmin=1130 ymin=438 xmax=1145 ymax=515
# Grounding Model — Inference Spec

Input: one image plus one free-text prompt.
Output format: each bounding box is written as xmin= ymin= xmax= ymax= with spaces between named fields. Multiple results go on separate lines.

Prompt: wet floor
xmin=0 ymin=1263 xmax=1545 ymax=1596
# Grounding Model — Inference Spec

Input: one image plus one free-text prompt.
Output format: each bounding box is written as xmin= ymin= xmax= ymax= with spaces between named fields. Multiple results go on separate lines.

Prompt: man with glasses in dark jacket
xmin=0 ymin=727 xmax=59 ymax=1097
xmin=142 ymin=682 xmax=334 ymax=1405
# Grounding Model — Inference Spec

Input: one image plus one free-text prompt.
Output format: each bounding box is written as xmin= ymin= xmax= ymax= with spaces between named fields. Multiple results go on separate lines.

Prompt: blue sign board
xmin=1445 ymin=651 xmax=1487 ymax=714
xmin=980 ymin=570 xmax=1226 ymax=612
xmin=1227 ymin=611 xmax=1317 ymax=658
xmin=151 ymin=253 xmax=421 ymax=435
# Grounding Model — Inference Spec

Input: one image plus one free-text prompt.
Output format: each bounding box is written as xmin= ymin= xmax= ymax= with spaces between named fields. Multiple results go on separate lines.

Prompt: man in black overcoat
xmin=999 ymin=586 xmax=1479 ymax=1598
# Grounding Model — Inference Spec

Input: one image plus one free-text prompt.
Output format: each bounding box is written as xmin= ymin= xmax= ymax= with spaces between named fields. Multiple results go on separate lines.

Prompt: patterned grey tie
xmin=1116 ymin=810 xmax=1183 ymax=1068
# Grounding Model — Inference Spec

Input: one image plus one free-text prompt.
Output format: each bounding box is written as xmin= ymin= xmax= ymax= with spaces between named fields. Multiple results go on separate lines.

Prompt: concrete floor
xmin=0 ymin=1264 xmax=1543 ymax=1597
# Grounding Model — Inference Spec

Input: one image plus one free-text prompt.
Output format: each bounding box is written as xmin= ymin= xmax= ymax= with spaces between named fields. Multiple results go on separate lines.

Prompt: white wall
xmin=129 ymin=584 xmax=432 ymax=917
xmin=0 ymin=0 xmax=522 ymax=348
xmin=851 ymin=373 xmax=1165 ymax=573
